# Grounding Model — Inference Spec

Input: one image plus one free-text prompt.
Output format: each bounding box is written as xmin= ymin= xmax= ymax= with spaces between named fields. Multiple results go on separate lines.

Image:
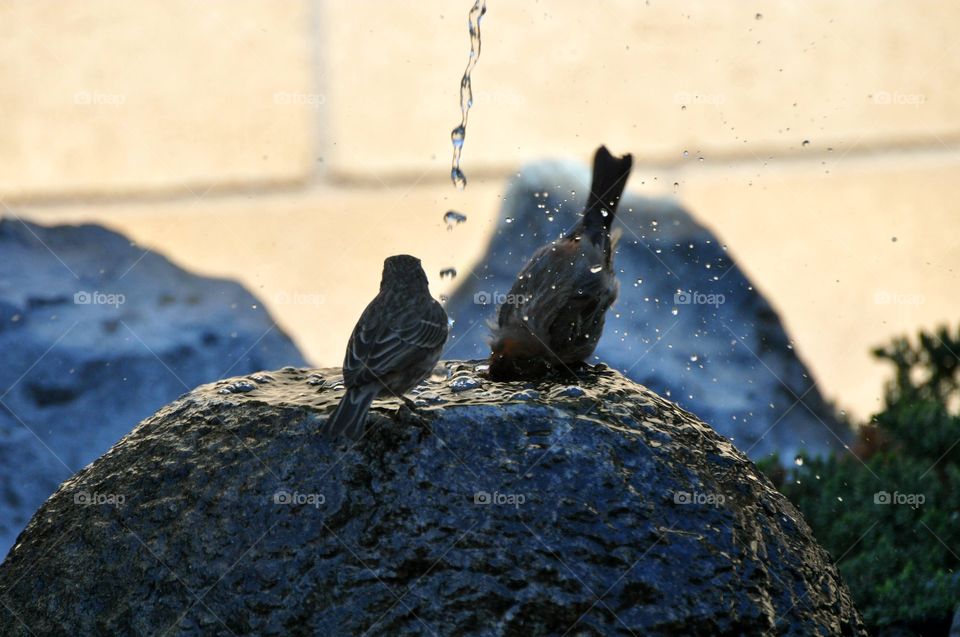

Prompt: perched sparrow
xmin=325 ymin=255 xmax=448 ymax=440
xmin=489 ymin=145 xmax=633 ymax=380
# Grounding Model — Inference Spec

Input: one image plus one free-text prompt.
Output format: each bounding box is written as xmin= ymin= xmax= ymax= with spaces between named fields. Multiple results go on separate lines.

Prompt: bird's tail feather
xmin=583 ymin=145 xmax=633 ymax=248
xmin=324 ymin=385 xmax=378 ymax=440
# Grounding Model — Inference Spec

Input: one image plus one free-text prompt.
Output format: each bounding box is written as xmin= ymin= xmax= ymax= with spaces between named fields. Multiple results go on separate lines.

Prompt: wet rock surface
xmin=0 ymin=218 xmax=305 ymax=558
xmin=443 ymin=159 xmax=853 ymax=461
xmin=0 ymin=362 xmax=864 ymax=636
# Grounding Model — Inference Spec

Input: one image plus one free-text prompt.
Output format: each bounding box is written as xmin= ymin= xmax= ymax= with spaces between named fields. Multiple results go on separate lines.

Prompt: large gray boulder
xmin=0 ymin=218 xmax=305 ymax=558
xmin=444 ymin=159 xmax=853 ymax=461
xmin=0 ymin=363 xmax=865 ymax=636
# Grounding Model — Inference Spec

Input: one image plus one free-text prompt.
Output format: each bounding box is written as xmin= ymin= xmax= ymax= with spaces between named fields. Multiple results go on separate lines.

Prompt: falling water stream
xmin=449 ymin=0 xmax=487 ymax=190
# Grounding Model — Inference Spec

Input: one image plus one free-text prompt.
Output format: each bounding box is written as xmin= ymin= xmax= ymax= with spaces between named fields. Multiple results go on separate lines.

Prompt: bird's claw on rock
xmin=397 ymin=399 xmax=431 ymax=431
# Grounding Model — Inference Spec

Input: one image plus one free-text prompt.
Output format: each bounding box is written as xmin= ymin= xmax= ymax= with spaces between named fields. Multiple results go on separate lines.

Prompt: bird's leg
xmin=397 ymin=395 xmax=431 ymax=431
xmin=397 ymin=395 xmax=423 ymax=420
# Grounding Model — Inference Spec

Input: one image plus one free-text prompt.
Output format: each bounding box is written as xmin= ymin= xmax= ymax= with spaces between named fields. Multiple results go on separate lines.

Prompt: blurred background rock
xmin=3 ymin=0 xmax=958 ymax=425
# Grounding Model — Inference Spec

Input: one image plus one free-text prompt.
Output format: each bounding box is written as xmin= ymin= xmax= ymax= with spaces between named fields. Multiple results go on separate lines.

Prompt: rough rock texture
xmin=0 ymin=218 xmax=305 ymax=558
xmin=0 ymin=362 xmax=865 ymax=636
xmin=444 ymin=159 xmax=853 ymax=462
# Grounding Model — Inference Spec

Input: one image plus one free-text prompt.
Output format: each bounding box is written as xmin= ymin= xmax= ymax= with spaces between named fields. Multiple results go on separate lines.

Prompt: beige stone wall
xmin=6 ymin=0 xmax=959 ymax=422
xmin=323 ymin=0 xmax=960 ymax=177
xmin=0 ymin=1 xmax=315 ymax=198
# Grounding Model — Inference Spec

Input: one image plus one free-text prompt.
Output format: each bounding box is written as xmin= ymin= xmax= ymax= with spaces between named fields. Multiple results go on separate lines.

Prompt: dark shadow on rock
xmin=0 ymin=363 xmax=865 ymax=636
xmin=443 ymin=159 xmax=853 ymax=462
xmin=0 ymin=217 xmax=305 ymax=558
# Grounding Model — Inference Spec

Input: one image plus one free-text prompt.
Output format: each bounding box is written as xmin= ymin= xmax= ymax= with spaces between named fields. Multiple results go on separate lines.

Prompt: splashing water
xmin=449 ymin=0 xmax=487 ymax=190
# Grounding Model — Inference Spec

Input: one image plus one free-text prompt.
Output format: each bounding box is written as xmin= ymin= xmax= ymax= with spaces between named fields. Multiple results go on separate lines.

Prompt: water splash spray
xmin=450 ymin=0 xmax=487 ymax=190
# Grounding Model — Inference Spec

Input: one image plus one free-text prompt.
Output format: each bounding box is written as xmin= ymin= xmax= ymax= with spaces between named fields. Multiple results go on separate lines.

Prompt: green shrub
xmin=759 ymin=325 xmax=960 ymax=633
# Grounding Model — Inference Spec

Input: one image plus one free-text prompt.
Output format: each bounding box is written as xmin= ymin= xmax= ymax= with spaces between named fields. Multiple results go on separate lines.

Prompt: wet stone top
xmin=0 ymin=361 xmax=864 ymax=636
xmin=209 ymin=360 xmax=708 ymax=439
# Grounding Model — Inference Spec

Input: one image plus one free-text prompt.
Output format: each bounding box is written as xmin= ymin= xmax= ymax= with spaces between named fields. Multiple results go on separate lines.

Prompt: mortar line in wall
xmin=4 ymin=137 xmax=960 ymax=212
xmin=327 ymin=137 xmax=960 ymax=188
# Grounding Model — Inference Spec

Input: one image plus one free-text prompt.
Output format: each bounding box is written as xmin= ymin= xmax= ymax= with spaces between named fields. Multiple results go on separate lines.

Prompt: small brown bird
xmin=325 ymin=255 xmax=449 ymax=440
xmin=489 ymin=145 xmax=633 ymax=380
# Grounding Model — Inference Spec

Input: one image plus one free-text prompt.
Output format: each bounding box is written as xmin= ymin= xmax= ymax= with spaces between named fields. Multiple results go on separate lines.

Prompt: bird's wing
xmin=548 ymin=292 xmax=606 ymax=351
xmin=397 ymin=300 xmax=449 ymax=350
xmin=344 ymin=297 xmax=447 ymax=386
xmin=497 ymin=243 xmax=568 ymax=331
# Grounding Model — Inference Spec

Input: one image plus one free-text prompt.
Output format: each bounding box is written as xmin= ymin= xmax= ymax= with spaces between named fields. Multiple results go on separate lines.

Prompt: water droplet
xmin=440 ymin=267 xmax=458 ymax=279
xmin=671 ymin=308 xmax=679 ymax=316
xmin=689 ymin=354 xmax=698 ymax=362
xmin=891 ymin=236 xmax=897 ymax=242
xmin=505 ymin=217 xmax=514 ymax=224
xmin=589 ymin=264 xmax=603 ymax=274
xmin=218 ymin=380 xmax=256 ymax=395
xmin=451 ymin=167 xmax=467 ymax=190
xmin=755 ymin=12 xmax=763 ymax=20
xmin=450 ymin=125 xmax=465 ymax=148
xmin=510 ymin=389 xmax=539 ymax=402
xmin=444 ymin=210 xmax=468 ymax=228
xmin=451 ymin=376 xmax=481 ymax=392
xmin=795 ymin=457 xmax=804 ymax=466
xmin=802 ymin=139 xmax=810 ymax=147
